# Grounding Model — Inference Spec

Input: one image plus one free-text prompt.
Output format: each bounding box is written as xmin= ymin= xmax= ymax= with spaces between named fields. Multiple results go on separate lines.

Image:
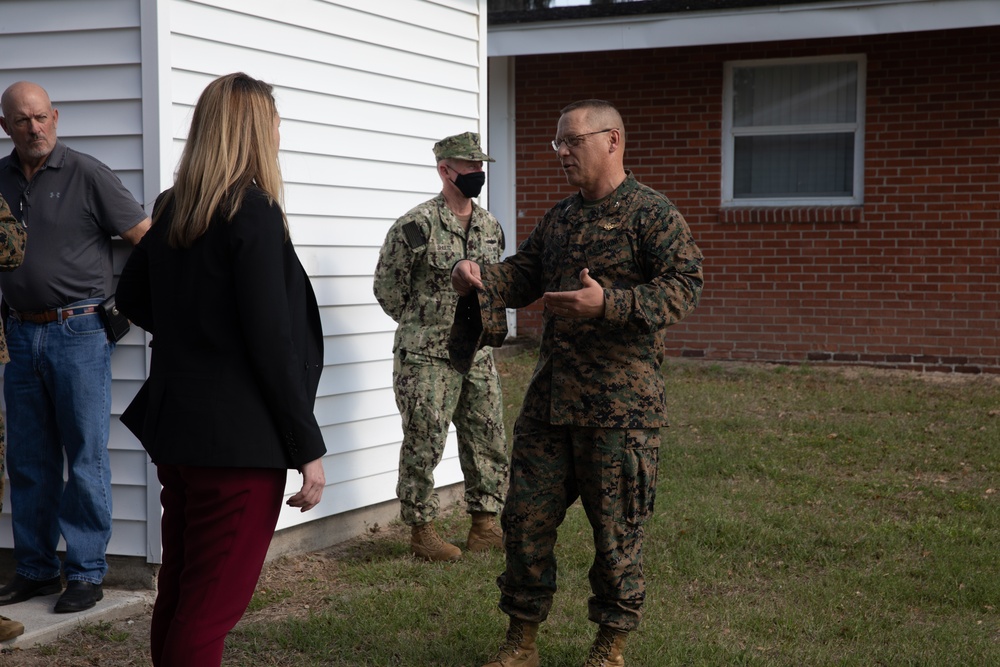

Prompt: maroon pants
xmin=150 ymin=464 xmax=287 ymax=667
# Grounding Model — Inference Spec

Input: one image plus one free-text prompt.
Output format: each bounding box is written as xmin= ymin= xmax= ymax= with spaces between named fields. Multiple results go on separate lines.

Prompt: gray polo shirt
xmin=0 ymin=141 xmax=147 ymax=311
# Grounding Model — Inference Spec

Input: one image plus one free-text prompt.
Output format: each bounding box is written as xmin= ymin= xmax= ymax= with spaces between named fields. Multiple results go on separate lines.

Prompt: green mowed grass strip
xmin=229 ymin=354 xmax=999 ymax=666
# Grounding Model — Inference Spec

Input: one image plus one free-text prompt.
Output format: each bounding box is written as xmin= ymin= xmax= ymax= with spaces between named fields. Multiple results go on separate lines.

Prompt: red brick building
xmin=486 ymin=0 xmax=999 ymax=373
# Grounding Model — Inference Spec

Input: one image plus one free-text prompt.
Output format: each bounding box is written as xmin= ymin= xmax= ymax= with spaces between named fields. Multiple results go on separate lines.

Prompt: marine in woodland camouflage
xmin=374 ymin=194 xmax=508 ymax=525
xmin=480 ymin=171 xmax=702 ymax=630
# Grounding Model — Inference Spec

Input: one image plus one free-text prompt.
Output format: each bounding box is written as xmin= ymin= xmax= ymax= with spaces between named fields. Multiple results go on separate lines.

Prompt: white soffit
xmin=488 ymin=0 xmax=1000 ymax=56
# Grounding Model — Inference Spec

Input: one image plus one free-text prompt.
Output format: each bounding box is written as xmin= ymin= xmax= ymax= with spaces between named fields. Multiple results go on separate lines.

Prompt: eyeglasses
xmin=551 ymin=129 xmax=616 ymax=152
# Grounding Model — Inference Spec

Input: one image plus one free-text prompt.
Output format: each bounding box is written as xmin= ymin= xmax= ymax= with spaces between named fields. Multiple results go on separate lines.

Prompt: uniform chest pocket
xmin=426 ymin=240 xmax=464 ymax=270
xmin=584 ymin=236 xmax=640 ymax=286
xmin=470 ymin=237 xmax=501 ymax=264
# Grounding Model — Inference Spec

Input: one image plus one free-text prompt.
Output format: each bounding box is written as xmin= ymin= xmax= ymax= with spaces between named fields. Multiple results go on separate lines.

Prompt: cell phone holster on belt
xmin=99 ymin=295 xmax=130 ymax=342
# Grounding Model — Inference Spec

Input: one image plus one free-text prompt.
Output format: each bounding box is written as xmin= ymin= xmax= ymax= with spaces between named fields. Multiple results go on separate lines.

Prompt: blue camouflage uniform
xmin=374 ymin=194 xmax=508 ymax=526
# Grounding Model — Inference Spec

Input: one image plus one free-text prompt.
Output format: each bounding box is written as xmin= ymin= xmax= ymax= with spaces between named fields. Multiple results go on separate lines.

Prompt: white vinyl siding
xmin=0 ymin=0 xmax=489 ymax=564
xmin=722 ymin=54 xmax=866 ymax=207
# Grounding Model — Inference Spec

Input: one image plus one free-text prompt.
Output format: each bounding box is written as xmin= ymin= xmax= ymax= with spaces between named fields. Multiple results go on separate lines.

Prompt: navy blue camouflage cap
xmin=433 ymin=132 xmax=495 ymax=162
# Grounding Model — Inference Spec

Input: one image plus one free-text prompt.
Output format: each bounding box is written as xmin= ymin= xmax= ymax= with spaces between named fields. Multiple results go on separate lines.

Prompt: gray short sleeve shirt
xmin=0 ymin=142 xmax=147 ymax=311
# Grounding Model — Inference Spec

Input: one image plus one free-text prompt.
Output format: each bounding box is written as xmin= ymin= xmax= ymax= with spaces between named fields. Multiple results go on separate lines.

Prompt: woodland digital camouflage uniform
xmin=478 ymin=171 xmax=703 ymax=630
xmin=0 ymin=194 xmax=28 ymax=511
xmin=374 ymin=194 xmax=508 ymax=526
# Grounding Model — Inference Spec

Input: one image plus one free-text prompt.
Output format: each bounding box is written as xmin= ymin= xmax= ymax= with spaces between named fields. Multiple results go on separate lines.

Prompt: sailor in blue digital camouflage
xmin=0 ymin=193 xmax=27 ymax=642
xmin=374 ymin=132 xmax=508 ymax=562
xmin=453 ymin=100 xmax=703 ymax=667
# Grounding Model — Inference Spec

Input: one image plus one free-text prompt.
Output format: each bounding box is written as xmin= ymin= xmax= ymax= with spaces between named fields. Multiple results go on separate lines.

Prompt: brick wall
xmin=507 ymin=26 xmax=1000 ymax=373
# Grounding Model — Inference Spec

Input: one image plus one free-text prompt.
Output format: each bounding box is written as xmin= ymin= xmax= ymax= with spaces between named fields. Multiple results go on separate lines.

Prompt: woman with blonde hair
xmin=117 ymin=72 xmax=327 ymax=667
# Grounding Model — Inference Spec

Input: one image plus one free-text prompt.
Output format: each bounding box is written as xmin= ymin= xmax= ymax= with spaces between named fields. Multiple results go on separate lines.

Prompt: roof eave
xmin=487 ymin=0 xmax=1000 ymax=57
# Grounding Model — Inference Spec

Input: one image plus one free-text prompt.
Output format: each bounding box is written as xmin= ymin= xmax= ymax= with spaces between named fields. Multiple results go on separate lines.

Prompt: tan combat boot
xmin=482 ymin=617 xmax=540 ymax=667
xmin=0 ymin=615 xmax=24 ymax=642
xmin=468 ymin=512 xmax=504 ymax=552
xmin=410 ymin=523 xmax=461 ymax=561
xmin=582 ymin=625 xmax=627 ymax=667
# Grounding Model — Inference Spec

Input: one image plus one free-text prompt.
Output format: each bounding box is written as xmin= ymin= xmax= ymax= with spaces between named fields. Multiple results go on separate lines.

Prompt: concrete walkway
xmin=0 ymin=588 xmax=154 ymax=650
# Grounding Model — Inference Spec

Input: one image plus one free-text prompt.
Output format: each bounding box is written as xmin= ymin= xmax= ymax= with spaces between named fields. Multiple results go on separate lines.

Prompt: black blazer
xmin=117 ymin=187 xmax=326 ymax=469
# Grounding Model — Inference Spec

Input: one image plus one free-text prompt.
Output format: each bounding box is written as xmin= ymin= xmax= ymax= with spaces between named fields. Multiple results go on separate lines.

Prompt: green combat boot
xmin=481 ymin=617 xmax=540 ymax=667
xmin=468 ymin=512 xmax=503 ymax=552
xmin=582 ymin=625 xmax=627 ymax=667
xmin=410 ymin=523 xmax=461 ymax=561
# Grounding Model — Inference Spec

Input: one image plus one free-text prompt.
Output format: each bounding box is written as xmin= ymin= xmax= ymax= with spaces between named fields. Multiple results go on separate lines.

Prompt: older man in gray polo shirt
xmin=0 ymin=81 xmax=150 ymax=614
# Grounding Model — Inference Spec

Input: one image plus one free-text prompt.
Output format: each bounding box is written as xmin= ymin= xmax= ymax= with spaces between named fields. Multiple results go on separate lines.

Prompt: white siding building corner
xmin=0 ymin=0 xmax=491 ymax=581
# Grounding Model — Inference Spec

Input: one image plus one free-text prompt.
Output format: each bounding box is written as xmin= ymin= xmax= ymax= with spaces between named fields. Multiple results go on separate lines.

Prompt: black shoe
xmin=53 ymin=581 xmax=103 ymax=614
xmin=0 ymin=574 xmax=62 ymax=606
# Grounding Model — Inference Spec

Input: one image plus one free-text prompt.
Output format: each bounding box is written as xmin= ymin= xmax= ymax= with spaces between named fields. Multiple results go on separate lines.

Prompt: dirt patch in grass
xmin=0 ymin=523 xmax=413 ymax=666
xmin=250 ymin=521 xmax=411 ymax=624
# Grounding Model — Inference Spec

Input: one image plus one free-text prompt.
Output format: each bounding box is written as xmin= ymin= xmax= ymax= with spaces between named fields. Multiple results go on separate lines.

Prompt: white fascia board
xmin=488 ymin=0 xmax=1000 ymax=57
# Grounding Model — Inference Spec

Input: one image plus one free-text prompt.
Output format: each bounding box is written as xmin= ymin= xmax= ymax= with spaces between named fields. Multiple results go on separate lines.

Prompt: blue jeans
xmin=4 ymin=299 xmax=114 ymax=584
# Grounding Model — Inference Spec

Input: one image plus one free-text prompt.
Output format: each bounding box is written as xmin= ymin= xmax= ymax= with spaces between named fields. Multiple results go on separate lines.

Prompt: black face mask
xmin=451 ymin=170 xmax=486 ymax=198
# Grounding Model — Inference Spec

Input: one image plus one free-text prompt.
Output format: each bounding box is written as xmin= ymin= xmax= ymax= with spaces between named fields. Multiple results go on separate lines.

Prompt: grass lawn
xmin=7 ymin=351 xmax=998 ymax=666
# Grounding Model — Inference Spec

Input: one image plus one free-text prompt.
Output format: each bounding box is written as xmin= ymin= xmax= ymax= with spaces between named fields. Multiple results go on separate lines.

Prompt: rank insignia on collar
xmin=601 ymin=222 xmax=619 ymax=230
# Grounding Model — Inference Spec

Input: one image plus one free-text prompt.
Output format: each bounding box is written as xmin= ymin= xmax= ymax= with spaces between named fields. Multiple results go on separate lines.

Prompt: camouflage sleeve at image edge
xmin=0 ymin=195 xmax=26 ymax=271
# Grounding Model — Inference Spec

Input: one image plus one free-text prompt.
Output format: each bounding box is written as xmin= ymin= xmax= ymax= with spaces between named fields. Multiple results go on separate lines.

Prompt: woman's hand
xmin=286 ymin=457 xmax=326 ymax=512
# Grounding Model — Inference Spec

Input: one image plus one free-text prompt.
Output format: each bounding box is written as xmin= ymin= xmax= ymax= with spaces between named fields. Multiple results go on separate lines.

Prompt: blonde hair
xmin=159 ymin=72 xmax=286 ymax=248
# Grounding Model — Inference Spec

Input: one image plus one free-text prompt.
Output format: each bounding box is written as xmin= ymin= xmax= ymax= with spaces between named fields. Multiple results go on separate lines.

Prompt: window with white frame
xmin=722 ymin=55 xmax=866 ymax=207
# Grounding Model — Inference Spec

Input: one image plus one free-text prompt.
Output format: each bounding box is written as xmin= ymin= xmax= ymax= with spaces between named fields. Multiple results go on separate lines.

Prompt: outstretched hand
xmin=542 ymin=268 xmax=606 ymax=319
